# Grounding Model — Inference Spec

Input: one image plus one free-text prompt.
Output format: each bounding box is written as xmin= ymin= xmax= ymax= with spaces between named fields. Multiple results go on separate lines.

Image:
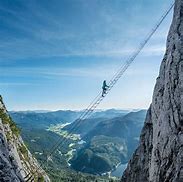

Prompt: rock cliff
xmin=121 ymin=0 xmax=183 ymax=181
xmin=0 ymin=95 xmax=50 ymax=182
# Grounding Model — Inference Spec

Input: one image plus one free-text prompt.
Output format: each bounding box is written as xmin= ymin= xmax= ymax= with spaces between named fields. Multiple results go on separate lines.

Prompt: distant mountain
xmin=85 ymin=110 xmax=147 ymax=158
xmin=10 ymin=110 xmax=82 ymax=129
xmin=71 ymin=110 xmax=147 ymax=175
xmin=84 ymin=110 xmax=147 ymax=140
xmin=91 ymin=109 xmax=129 ymax=119
xmin=63 ymin=109 xmax=130 ymax=136
xmin=10 ymin=109 xmax=129 ymax=130
xmin=63 ymin=117 xmax=107 ymax=136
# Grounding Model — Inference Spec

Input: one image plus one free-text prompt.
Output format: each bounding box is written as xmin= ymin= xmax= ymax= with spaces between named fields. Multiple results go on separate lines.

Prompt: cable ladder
xmin=25 ymin=2 xmax=174 ymax=181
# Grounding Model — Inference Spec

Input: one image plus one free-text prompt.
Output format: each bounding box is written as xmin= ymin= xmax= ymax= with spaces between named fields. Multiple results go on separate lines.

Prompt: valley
xmin=10 ymin=109 xmax=146 ymax=181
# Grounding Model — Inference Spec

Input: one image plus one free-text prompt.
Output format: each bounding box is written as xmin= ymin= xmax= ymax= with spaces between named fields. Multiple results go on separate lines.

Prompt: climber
xmin=102 ymin=80 xmax=109 ymax=97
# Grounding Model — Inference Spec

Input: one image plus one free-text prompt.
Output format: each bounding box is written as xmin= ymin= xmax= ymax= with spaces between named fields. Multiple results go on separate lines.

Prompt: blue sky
xmin=0 ymin=0 xmax=174 ymax=111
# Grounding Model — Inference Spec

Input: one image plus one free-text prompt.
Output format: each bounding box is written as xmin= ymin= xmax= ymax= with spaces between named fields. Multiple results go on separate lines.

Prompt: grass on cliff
xmin=0 ymin=108 xmax=20 ymax=137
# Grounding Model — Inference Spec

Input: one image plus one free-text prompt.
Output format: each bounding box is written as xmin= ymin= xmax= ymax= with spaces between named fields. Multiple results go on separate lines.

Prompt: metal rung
xmin=25 ymin=175 xmax=33 ymax=182
xmin=24 ymin=173 xmax=31 ymax=180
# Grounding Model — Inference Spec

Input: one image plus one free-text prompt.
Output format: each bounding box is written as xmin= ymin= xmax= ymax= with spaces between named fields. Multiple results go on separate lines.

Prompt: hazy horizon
xmin=9 ymin=107 xmax=147 ymax=112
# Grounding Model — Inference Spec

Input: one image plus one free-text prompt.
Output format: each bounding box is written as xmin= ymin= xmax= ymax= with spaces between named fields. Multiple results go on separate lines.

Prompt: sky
xmin=0 ymin=0 xmax=174 ymax=111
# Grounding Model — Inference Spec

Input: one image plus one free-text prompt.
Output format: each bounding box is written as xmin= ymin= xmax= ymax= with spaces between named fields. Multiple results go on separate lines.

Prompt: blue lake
xmin=111 ymin=163 xmax=127 ymax=177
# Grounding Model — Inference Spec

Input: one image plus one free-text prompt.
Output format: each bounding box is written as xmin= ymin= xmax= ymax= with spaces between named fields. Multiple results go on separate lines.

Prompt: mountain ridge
xmin=70 ymin=110 xmax=146 ymax=175
xmin=0 ymin=95 xmax=50 ymax=181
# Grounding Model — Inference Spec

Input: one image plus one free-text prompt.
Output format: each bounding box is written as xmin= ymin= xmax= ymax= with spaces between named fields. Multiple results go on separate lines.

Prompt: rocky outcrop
xmin=0 ymin=96 xmax=50 ymax=182
xmin=121 ymin=0 xmax=183 ymax=181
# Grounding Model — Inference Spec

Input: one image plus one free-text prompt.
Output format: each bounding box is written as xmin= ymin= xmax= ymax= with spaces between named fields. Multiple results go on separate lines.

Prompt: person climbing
xmin=102 ymin=80 xmax=109 ymax=97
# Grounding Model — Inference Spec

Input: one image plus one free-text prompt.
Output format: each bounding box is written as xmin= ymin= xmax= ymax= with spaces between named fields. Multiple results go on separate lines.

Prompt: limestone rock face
xmin=0 ymin=96 xmax=50 ymax=182
xmin=121 ymin=0 xmax=183 ymax=181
